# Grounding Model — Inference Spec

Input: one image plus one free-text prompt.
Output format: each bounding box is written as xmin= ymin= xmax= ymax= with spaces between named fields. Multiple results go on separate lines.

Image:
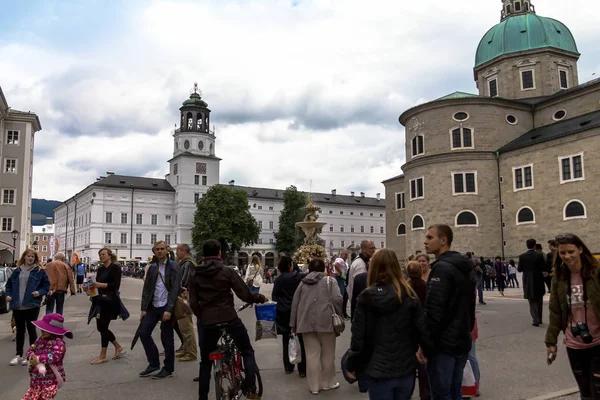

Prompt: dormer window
xmin=506 ymin=4 xmax=511 ymax=13
xmin=524 ymin=2 xmax=529 ymax=11
xmin=488 ymin=78 xmax=498 ymax=97
xmin=521 ymin=70 xmax=535 ymax=90
xmin=515 ymin=1 xmax=521 ymax=11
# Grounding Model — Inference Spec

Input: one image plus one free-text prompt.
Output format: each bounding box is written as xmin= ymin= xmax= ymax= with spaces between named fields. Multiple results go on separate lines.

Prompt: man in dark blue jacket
xmin=420 ymin=224 xmax=476 ymax=400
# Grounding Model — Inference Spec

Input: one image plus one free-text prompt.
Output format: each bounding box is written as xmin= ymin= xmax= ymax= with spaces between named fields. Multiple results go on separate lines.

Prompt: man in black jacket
xmin=518 ymin=238 xmax=547 ymax=326
xmin=189 ymin=239 xmax=267 ymax=400
xmin=139 ymin=241 xmax=181 ymax=379
xmin=421 ymin=224 xmax=476 ymax=400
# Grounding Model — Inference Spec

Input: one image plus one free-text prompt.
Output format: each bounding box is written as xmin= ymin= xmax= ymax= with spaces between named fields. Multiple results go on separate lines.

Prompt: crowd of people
xmin=2 ymin=227 xmax=600 ymax=399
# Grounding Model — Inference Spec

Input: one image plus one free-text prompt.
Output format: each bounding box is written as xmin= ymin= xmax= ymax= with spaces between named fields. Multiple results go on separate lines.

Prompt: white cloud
xmin=0 ymin=0 xmax=598 ymax=201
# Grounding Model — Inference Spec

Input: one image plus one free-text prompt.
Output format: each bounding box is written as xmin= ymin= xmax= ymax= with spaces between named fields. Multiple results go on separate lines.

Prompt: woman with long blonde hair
xmin=5 ymin=249 xmax=50 ymax=365
xmin=346 ymin=249 xmax=431 ymax=400
xmin=245 ymin=255 xmax=264 ymax=294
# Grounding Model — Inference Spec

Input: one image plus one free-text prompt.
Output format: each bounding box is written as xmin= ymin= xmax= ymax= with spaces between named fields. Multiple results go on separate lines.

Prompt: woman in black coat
xmin=272 ymin=255 xmax=306 ymax=376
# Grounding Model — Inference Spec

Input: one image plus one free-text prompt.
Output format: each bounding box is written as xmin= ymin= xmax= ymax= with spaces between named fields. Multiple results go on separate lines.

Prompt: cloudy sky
xmin=1 ymin=0 xmax=598 ymax=201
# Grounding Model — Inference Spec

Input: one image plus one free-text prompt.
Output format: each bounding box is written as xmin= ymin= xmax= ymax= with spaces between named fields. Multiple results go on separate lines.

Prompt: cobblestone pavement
xmin=0 ymin=280 xmax=580 ymax=399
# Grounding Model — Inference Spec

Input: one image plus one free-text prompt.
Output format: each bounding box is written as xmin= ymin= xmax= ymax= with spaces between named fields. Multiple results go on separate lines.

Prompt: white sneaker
xmin=21 ymin=358 xmax=29 ymax=366
xmin=9 ymin=356 xmax=21 ymax=366
xmin=323 ymin=382 xmax=340 ymax=391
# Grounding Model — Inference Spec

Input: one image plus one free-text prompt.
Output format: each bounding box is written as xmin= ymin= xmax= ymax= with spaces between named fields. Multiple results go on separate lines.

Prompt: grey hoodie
xmin=290 ymin=272 xmax=343 ymax=334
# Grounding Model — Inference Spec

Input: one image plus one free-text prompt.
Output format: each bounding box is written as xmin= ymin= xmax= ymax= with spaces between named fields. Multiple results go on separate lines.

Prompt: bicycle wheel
xmin=255 ymin=369 xmax=263 ymax=397
xmin=214 ymin=365 xmax=234 ymax=400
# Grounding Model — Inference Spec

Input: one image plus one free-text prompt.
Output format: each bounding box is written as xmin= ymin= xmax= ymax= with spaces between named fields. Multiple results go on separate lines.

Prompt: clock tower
xmin=168 ymin=84 xmax=221 ymax=245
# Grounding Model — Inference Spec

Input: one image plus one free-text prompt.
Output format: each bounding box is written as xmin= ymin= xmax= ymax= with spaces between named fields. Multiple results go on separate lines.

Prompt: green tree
xmin=192 ymin=185 xmax=260 ymax=257
xmin=275 ymin=185 xmax=308 ymax=254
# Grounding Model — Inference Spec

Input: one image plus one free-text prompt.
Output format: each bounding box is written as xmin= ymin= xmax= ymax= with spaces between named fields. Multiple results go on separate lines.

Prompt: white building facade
xmin=54 ymin=88 xmax=385 ymax=264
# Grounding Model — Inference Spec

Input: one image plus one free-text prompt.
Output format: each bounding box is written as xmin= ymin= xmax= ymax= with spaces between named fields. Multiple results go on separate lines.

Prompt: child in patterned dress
xmin=21 ymin=313 xmax=73 ymax=400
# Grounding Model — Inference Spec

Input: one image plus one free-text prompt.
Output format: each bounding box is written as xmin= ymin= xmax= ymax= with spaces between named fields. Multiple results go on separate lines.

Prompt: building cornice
xmin=402 ymin=151 xmax=497 ymax=173
xmin=167 ymin=152 xmax=222 ymax=163
xmin=7 ymin=109 xmax=42 ymax=131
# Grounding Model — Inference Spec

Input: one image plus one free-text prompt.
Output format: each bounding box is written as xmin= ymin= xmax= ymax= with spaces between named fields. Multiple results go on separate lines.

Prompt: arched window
xmin=397 ymin=223 xmax=406 ymax=236
xmin=516 ymin=206 xmax=535 ymax=225
xmin=564 ymin=200 xmax=586 ymax=220
xmin=450 ymin=127 xmax=473 ymax=149
xmin=187 ymin=112 xmax=193 ymax=130
xmin=456 ymin=211 xmax=478 ymax=227
xmin=197 ymin=113 xmax=203 ymax=129
xmin=412 ymin=215 xmax=424 ymax=230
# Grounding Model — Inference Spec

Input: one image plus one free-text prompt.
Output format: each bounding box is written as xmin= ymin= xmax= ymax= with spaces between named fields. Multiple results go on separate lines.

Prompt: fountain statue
xmin=294 ymin=193 xmax=328 ymax=265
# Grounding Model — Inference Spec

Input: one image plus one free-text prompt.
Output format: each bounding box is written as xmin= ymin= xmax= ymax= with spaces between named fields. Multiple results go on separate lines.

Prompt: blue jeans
xmin=367 ymin=374 xmax=415 ymax=400
xmin=335 ymin=275 xmax=346 ymax=297
xmin=139 ymin=305 xmax=175 ymax=372
xmin=427 ymin=352 xmax=468 ymax=400
xmin=468 ymin=341 xmax=480 ymax=390
xmin=45 ymin=291 xmax=66 ymax=315
xmin=477 ymin=276 xmax=484 ymax=303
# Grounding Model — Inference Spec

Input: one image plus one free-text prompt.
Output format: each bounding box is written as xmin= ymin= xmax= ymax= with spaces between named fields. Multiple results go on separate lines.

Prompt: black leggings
xmin=96 ymin=315 xmax=116 ymax=348
xmin=567 ymin=345 xmax=600 ymax=399
xmin=13 ymin=308 xmax=40 ymax=357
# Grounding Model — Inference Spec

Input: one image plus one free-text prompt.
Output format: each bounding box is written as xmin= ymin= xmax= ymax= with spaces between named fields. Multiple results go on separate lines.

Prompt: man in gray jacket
xmin=139 ymin=241 xmax=181 ymax=379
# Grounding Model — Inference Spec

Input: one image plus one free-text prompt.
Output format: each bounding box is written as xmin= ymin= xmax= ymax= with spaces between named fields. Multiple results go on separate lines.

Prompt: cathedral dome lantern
xmin=179 ymin=83 xmax=211 ymax=134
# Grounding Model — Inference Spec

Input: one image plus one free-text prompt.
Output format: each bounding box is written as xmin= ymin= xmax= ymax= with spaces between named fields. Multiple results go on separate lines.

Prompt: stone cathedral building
xmin=384 ymin=0 xmax=599 ymax=260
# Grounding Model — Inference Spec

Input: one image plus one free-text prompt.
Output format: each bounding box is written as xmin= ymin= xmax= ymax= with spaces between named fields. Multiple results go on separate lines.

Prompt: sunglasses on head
xmin=555 ymin=234 xmax=576 ymax=242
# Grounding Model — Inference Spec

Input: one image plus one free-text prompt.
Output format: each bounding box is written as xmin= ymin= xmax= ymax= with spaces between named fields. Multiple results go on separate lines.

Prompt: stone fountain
xmin=294 ymin=193 xmax=328 ymax=265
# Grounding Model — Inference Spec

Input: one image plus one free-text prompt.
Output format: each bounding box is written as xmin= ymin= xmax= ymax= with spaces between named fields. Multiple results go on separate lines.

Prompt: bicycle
xmin=209 ymin=303 xmax=264 ymax=400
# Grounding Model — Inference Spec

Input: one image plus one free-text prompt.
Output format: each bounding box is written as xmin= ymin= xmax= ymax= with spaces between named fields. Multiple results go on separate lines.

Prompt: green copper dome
xmin=475 ymin=14 xmax=578 ymax=68
xmin=182 ymin=92 xmax=208 ymax=108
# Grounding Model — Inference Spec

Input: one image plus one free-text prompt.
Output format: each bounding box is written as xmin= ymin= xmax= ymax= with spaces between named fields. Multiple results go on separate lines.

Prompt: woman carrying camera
xmin=546 ymin=234 xmax=600 ymax=400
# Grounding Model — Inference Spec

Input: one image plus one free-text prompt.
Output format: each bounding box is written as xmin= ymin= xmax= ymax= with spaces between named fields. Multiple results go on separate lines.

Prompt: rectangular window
xmin=410 ymin=178 xmax=424 ymax=200
xmin=43 ymin=236 xmax=48 ymax=241
xmin=120 ymin=233 xmax=127 ymax=244
xmin=6 ymin=130 xmax=19 ymax=145
xmin=121 ymin=213 xmax=128 ymax=224
xmin=361 ymin=226 xmax=365 ymax=233
xmin=258 ymin=238 xmax=263 ymax=244
xmin=136 ymin=213 xmax=143 ymax=224
xmin=340 ymin=225 xmax=345 ymax=233
xmin=151 ymin=214 xmax=158 ymax=225
xmin=412 ymin=135 xmax=424 ymax=157
xmin=2 ymin=189 xmax=15 ymax=204
xmin=453 ymin=172 xmax=477 ymax=194
xmin=514 ymin=1 xmax=521 ymax=10
xmin=194 ymin=193 xmax=200 ymax=203
xmin=42 ymin=245 xmax=48 ymax=252
xmin=395 ymin=192 xmax=405 ymax=210
xmin=341 ymin=240 xmax=345 ymax=248
xmin=269 ymin=238 xmax=274 ymax=244
xmin=489 ymin=79 xmax=498 ymax=97
xmin=521 ymin=70 xmax=535 ymax=90
xmin=174 ymin=163 xmax=178 ymax=175
xmin=202 ymin=176 xmax=207 ymax=185
xmin=42 ymin=256 xmax=47 ymax=263
xmin=136 ymin=233 xmax=143 ymax=245
xmin=560 ymin=153 xmax=585 ymax=183
xmin=4 ymin=158 xmax=17 ymax=173
xmin=150 ymin=234 xmax=157 ymax=245
xmin=194 ymin=175 xmax=200 ymax=185
xmin=104 ymin=232 xmax=112 ymax=244
xmin=105 ymin=212 xmax=113 ymax=223
xmin=559 ymin=69 xmax=568 ymax=89
xmin=381 ymin=241 xmax=385 ymax=248
xmin=165 ymin=234 xmax=171 ymax=245
xmin=329 ymin=210 xmax=333 ymax=214
xmin=370 ymin=226 xmax=374 ymax=233
xmin=258 ymin=206 xmax=263 ymax=210
xmin=269 ymin=206 xmax=274 ymax=211
xmin=329 ymin=224 xmax=333 ymax=232
xmin=340 ymin=211 xmax=343 ymax=215
xmin=269 ymin=221 xmax=273 ymax=230
xmin=350 ymin=211 xmax=354 ymax=215
xmin=165 ymin=215 xmax=172 ymax=225
xmin=380 ymin=227 xmax=384 ymax=234
xmin=351 ymin=225 xmax=355 ymax=233
xmin=513 ymin=165 xmax=533 ymax=190
xmin=1 ymin=217 xmax=13 ymax=232
xmin=259 ymin=221 xmax=263 ymax=229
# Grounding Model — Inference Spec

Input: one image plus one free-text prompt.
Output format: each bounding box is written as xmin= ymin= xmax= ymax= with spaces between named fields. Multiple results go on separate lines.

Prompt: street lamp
xmin=11 ymin=229 xmax=19 ymax=264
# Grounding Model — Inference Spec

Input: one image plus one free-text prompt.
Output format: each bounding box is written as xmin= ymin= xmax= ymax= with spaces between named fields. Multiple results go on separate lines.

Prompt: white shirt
xmin=334 ymin=258 xmax=348 ymax=277
xmin=348 ymin=257 xmax=367 ymax=302
xmin=153 ymin=262 xmax=168 ymax=308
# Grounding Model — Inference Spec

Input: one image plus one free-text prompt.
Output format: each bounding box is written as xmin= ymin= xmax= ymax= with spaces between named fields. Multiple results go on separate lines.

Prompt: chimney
xmin=376 ymin=193 xmax=381 ymax=201
xmin=229 ymin=180 xmax=235 ymax=186
xmin=332 ymin=189 xmax=337 ymax=196
xmin=350 ymin=191 xmax=355 ymax=197
xmin=360 ymin=192 xmax=365 ymax=198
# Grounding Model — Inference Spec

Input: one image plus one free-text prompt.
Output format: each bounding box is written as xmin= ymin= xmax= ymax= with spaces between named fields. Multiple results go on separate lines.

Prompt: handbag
xmin=326 ymin=277 xmax=346 ymax=336
xmin=246 ymin=267 xmax=260 ymax=288
xmin=156 ymin=267 xmax=190 ymax=320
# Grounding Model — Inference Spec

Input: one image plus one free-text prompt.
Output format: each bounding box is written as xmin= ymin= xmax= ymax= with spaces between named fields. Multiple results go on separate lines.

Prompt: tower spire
xmin=501 ymin=0 xmax=535 ymax=21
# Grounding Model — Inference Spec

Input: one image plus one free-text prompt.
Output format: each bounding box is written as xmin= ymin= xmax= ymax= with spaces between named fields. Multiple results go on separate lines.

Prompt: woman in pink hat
xmin=21 ymin=313 xmax=72 ymax=400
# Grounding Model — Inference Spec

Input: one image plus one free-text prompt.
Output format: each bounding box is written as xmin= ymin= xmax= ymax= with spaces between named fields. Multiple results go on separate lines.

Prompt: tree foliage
xmin=275 ymin=185 xmax=308 ymax=254
xmin=192 ymin=185 xmax=260 ymax=257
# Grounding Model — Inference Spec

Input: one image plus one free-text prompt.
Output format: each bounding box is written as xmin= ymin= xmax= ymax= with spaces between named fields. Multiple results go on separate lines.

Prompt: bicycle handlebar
xmin=236 ymin=303 xmax=252 ymax=313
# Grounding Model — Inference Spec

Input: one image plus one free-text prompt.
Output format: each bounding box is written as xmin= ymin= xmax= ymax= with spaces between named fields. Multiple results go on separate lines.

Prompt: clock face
xmin=196 ymin=162 xmax=207 ymax=174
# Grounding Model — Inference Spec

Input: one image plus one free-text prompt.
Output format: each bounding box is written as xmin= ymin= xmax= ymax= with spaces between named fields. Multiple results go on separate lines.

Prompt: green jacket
xmin=545 ymin=271 xmax=600 ymax=346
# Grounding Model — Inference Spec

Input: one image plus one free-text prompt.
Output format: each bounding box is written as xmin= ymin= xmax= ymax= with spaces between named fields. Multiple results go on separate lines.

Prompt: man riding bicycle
xmin=189 ymin=239 xmax=267 ymax=400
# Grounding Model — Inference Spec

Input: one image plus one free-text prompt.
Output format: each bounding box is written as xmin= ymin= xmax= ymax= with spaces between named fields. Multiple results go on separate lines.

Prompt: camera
xmin=571 ymin=322 xmax=593 ymax=344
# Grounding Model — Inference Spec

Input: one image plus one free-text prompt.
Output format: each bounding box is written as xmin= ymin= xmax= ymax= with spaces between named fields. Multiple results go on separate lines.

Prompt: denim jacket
xmin=5 ymin=266 xmax=50 ymax=309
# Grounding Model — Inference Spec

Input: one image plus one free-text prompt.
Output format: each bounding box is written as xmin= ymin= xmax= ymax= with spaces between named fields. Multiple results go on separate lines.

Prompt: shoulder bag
xmin=326 ymin=277 xmax=346 ymax=336
xmin=156 ymin=263 xmax=191 ymax=320
xmin=246 ymin=267 xmax=260 ymax=288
